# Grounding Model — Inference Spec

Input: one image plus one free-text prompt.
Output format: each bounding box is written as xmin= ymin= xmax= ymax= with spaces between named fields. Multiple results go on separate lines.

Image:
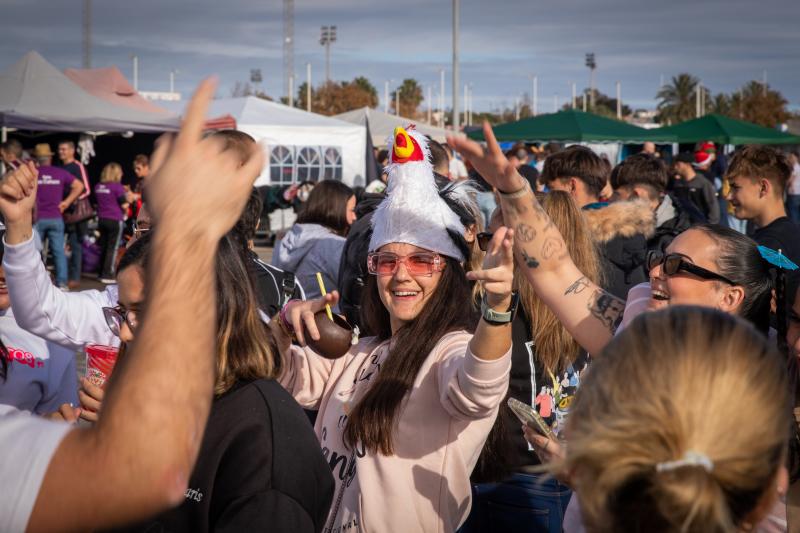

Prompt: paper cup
xmin=85 ymin=344 xmax=119 ymax=388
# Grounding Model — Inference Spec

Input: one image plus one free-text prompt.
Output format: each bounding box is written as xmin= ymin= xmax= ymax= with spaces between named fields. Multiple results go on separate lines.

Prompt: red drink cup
xmin=85 ymin=344 xmax=119 ymax=388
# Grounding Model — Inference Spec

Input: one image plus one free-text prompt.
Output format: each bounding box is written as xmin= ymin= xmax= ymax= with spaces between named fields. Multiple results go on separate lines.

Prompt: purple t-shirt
xmin=35 ymin=166 xmax=75 ymax=220
xmin=94 ymin=182 xmax=127 ymax=221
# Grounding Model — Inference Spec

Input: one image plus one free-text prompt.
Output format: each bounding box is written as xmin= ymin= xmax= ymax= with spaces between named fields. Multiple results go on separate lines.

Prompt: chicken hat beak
xmin=391 ymin=126 xmax=425 ymax=164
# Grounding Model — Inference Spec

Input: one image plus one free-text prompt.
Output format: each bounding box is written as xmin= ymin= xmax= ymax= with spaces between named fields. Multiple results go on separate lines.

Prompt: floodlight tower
xmin=82 ymin=0 xmax=92 ymax=68
xmin=585 ymin=53 xmax=596 ymax=110
xmin=283 ymin=0 xmax=294 ymax=102
xmin=320 ymin=25 xmax=337 ymax=83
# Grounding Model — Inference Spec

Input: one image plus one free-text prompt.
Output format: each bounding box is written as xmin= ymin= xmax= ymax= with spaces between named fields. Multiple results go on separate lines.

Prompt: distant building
xmin=140 ymin=91 xmax=182 ymax=102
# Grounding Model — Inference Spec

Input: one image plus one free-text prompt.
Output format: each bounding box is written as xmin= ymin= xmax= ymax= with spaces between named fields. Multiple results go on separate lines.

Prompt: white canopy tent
xmin=162 ymin=97 xmax=367 ymax=188
xmin=334 ymin=107 xmax=461 ymax=146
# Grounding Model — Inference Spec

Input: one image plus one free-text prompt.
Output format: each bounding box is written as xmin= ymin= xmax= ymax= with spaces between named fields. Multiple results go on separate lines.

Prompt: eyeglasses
xmin=132 ymin=220 xmax=150 ymax=239
xmin=103 ymin=305 xmax=139 ymax=336
xmin=367 ymin=252 xmax=444 ymax=277
xmin=477 ymin=232 xmax=493 ymax=252
xmin=646 ymin=250 xmax=737 ymax=285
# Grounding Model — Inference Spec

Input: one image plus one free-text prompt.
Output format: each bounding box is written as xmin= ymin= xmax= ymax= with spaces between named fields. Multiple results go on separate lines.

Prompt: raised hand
xmin=0 ymin=161 xmax=38 ymax=225
xmin=467 ymin=226 xmax=515 ymax=308
xmin=145 ymin=78 xmax=265 ymax=241
xmin=447 ymin=122 xmax=526 ymax=194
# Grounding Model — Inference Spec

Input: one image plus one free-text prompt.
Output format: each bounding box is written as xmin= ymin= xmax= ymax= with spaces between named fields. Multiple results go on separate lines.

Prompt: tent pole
xmin=1 ymin=126 xmax=6 ymax=143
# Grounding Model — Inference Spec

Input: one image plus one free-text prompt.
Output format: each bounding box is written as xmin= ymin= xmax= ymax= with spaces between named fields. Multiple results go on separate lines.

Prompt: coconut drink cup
xmin=305 ymin=311 xmax=358 ymax=359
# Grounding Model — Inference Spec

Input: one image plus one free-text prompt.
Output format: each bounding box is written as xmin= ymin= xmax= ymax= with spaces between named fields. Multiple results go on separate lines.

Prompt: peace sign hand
xmin=447 ymin=122 xmax=527 ymax=194
xmin=467 ymin=226 xmax=515 ymax=308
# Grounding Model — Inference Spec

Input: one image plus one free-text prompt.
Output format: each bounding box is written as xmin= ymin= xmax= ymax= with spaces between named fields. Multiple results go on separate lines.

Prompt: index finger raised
xmin=175 ymin=77 xmax=218 ymax=153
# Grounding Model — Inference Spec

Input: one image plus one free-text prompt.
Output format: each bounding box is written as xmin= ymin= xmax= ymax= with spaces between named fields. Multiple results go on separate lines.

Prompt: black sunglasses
xmin=102 ymin=305 xmax=139 ymax=336
xmin=646 ymin=250 xmax=737 ymax=285
xmin=477 ymin=232 xmax=493 ymax=252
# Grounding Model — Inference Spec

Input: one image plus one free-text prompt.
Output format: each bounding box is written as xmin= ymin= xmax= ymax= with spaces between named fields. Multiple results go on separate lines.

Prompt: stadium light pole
xmin=320 ymin=25 xmax=337 ymax=83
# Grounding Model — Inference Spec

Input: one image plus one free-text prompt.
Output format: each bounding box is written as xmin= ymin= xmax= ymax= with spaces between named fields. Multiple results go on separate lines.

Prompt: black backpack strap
xmin=281 ymin=273 xmax=297 ymax=306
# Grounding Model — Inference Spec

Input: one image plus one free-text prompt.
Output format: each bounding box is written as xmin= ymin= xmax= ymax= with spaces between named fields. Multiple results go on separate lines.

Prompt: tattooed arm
xmin=448 ymin=123 xmax=625 ymax=355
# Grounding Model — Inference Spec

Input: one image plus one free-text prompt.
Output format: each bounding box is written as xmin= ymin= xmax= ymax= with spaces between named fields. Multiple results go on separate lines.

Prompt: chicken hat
xmin=369 ymin=126 xmax=469 ymax=261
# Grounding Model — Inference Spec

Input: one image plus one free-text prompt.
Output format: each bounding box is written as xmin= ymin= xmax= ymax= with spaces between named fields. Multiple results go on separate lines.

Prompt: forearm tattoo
xmin=520 ymin=249 xmax=540 ymax=269
xmin=564 ymin=276 xmax=591 ymax=296
xmin=515 ymin=223 xmax=536 ymax=243
xmin=587 ymin=289 xmax=625 ymax=334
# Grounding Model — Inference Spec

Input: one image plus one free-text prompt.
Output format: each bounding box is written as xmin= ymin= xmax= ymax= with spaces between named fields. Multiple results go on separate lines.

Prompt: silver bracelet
xmin=496 ymin=180 xmax=531 ymax=200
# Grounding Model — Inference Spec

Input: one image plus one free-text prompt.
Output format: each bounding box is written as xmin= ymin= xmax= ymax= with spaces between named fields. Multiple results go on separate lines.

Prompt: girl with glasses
xmin=270 ymin=126 xmax=516 ymax=532
xmin=78 ymin=231 xmax=336 ymax=532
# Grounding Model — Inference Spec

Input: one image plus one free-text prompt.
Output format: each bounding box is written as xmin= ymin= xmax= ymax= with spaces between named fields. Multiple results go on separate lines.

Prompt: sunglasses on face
xmin=477 ymin=232 xmax=493 ymax=252
xmin=367 ymin=252 xmax=444 ymax=277
xmin=103 ymin=305 xmax=139 ymax=336
xmin=132 ymin=220 xmax=151 ymax=239
xmin=646 ymin=250 xmax=736 ymax=285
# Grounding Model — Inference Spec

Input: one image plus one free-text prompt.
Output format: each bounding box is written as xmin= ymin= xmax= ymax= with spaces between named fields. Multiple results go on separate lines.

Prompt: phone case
xmin=507 ymin=397 xmax=556 ymax=440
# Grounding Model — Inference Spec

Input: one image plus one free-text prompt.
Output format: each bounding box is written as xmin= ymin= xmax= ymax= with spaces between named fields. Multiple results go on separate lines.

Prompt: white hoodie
xmin=2 ymin=235 xmax=119 ymax=351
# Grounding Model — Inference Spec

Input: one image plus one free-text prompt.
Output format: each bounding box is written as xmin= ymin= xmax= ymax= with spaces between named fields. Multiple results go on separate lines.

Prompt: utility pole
xmin=585 ymin=53 xmax=596 ymax=109
xmin=169 ymin=69 xmax=178 ymax=94
xmin=320 ymin=26 xmax=337 ymax=83
xmin=616 ymin=81 xmax=621 ymax=119
xmin=384 ymin=80 xmax=390 ymax=114
xmin=283 ymin=0 xmax=294 ymax=103
xmin=468 ymin=84 xmax=473 ymax=126
xmin=463 ymin=84 xmax=468 ymax=124
xmin=131 ymin=55 xmax=138 ymax=91
xmin=396 ymin=86 xmax=401 ymax=116
xmin=763 ymin=69 xmax=768 ymax=97
xmin=452 ymin=0 xmax=460 ymax=131
xmin=529 ymin=74 xmax=538 ymax=117
xmin=696 ymin=82 xmax=701 ymax=118
xmin=427 ymin=85 xmax=432 ymax=124
xmin=570 ymin=82 xmax=576 ymax=109
xmin=306 ymin=62 xmax=311 ymax=112
xmin=440 ymin=68 xmax=446 ymax=127
xmin=553 ymin=94 xmax=559 ymax=112
xmin=82 ymin=0 xmax=92 ymax=68
xmin=582 ymin=92 xmax=587 ymax=112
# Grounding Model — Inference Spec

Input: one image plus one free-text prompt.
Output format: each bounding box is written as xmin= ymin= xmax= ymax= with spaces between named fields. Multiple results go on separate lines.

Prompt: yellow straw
xmin=316 ymin=272 xmax=334 ymax=321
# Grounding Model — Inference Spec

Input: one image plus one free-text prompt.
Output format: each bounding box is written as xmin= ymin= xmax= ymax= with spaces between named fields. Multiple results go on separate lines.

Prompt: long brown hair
xmin=519 ymin=190 xmax=601 ymax=373
xmin=296 ymin=180 xmax=354 ymax=237
xmin=344 ymin=255 xmax=475 ymax=455
xmin=119 ymin=232 xmax=279 ymax=395
xmin=564 ymin=306 xmax=789 ymax=532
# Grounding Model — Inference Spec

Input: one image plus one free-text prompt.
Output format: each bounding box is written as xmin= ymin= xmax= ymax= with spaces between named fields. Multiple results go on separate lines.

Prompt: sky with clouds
xmin=2 ymin=0 xmax=798 ymax=113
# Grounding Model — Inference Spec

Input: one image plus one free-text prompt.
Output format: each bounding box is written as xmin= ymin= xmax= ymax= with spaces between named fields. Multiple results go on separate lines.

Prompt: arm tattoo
xmin=564 ymin=276 xmax=591 ymax=296
xmin=587 ymin=289 xmax=625 ymax=335
xmin=540 ymin=236 xmax=566 ymax=260
xmin=515 ymin=223 xmax=537 ymax=243
xmin=520 ymin=249 xmax=540 ymax=269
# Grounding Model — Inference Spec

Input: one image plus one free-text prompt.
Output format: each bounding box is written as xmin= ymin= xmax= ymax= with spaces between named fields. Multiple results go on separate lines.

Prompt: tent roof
xmin=658 ymin=114 xmax=800 ymax=145
xmin=160 ymin=96 xmax=361 ymax=129
xmin=0 ymin=51 xmax=179 ymax=133
xmin=467 ymin=109 xmax=676 ymax=143
xmin=64 ymin=66 xmax=170 ymax=115
xmin=334 ymin=107 xmax=459 ymax=145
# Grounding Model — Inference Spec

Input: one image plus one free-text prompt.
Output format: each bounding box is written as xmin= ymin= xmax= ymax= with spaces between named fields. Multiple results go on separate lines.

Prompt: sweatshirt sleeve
xmin=35 ymin=343 xmax=80 ymax=415
xmin=704 ymin=181 xmax=720 ymax=224
xmin=278 ymin=345 xmax=338 ymax=410
xmin=2 ymin=235 xmax=120 ymax=351
xmin=437 ymin=333 xmax=511 ymax=421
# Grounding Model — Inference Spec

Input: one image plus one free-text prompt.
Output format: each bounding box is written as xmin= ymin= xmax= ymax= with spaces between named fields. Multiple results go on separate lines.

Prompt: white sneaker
xmin=57 ymin=285 xmax=70 ymax=292
xmin=99 ymin=278 xmax=116 ymax=284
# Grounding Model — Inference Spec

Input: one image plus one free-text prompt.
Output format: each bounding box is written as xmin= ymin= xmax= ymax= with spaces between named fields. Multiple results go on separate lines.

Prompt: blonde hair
xmin=518 ymin=190 xmax=601 ymax=373
xmin=562 ymin=306 xmax=789 ymax=533
xmin=100 ymin=162 xmax=123 ymax=183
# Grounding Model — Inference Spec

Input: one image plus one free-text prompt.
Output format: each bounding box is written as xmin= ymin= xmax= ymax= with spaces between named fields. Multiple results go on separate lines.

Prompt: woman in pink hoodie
xmin=269 ymin=126 xmax=516 ymax=532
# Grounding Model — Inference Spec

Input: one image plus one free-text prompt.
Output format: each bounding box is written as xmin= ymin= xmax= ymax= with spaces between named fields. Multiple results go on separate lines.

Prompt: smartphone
xmin=507 ymin=397 xmax=556 ymax=440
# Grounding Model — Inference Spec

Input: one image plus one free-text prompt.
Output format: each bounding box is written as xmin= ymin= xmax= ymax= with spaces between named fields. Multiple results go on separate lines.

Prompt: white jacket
xmin=2 ymin=235 xmax=119 ymax=351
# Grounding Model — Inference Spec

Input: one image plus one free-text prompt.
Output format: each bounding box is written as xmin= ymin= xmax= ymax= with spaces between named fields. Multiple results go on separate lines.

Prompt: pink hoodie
xmin=280 ymin=330 xmax=511 ymax=532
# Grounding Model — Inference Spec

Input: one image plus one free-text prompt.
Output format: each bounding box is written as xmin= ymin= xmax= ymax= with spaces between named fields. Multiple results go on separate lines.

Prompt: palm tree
xmin=656 ymin=74 xmax=702 ymax=124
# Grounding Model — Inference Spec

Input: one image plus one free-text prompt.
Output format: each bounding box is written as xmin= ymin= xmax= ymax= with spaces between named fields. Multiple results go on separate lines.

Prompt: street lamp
xmin=130 ymin=54 xmax=138 ymax=91
xmin=169 ymin=69 xmax=179 ymax=94
xmin=320 ymin=25 xmax=337 ymax=83
xmin=585 ymin=53 xmax=596 ymax=110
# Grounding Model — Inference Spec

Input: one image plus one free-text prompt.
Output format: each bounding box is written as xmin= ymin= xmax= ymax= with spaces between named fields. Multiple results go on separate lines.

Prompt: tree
xmin=230 ymin=81 xmax=272 ymax=101
xmin=295 ymin=78 xmax=379 ymax=116
xmin=390 ymin=78 xmax=424 ymax=118
xmin=560 ymin=89 xmax=631 ymax=119
xmin=730 ymin=81 xmax=789 ymax=127
xmin=656 ymin=73 xmax=708 ymax=124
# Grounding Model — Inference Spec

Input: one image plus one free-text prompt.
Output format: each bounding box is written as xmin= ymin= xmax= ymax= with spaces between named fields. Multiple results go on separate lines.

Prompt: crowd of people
xmin=1 ymin=78 xmax=800 ymax=533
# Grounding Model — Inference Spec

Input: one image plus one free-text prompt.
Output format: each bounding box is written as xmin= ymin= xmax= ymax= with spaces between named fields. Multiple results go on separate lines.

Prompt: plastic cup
xmin=85 ymin=344 xmax=119 ymax=388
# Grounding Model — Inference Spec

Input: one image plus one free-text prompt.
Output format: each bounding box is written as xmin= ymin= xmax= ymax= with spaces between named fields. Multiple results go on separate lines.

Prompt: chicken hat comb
xmin=369 ymin=125 xmax=467 ymax=261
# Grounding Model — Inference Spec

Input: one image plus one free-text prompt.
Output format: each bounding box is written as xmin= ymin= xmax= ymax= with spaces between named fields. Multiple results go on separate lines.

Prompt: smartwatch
xmin=481 ymin=291 xmax=519 ymax=325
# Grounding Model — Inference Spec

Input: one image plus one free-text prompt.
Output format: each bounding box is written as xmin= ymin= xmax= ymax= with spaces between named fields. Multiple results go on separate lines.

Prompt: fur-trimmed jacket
xmin=583 ymin=200 xmax=656 ymax=300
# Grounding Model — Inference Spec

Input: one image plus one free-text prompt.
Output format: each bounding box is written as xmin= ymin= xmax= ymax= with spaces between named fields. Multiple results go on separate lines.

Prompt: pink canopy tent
xmin=64 ymin=66 xmax=170 ymax=114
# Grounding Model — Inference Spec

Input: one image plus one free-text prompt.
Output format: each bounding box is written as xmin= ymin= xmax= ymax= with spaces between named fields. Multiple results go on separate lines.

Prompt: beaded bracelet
xmin=277 ymin=299 xmax=299 ymax=337
xmin=496 ymin=179 xmax=531 ymax=200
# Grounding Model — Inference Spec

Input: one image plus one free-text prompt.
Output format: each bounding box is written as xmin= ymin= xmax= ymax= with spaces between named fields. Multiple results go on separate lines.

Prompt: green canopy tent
xmin=467 ymin=109 xmax=676 ymax=143
xmin=658 ymin=114 xmax=800 ymax=145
